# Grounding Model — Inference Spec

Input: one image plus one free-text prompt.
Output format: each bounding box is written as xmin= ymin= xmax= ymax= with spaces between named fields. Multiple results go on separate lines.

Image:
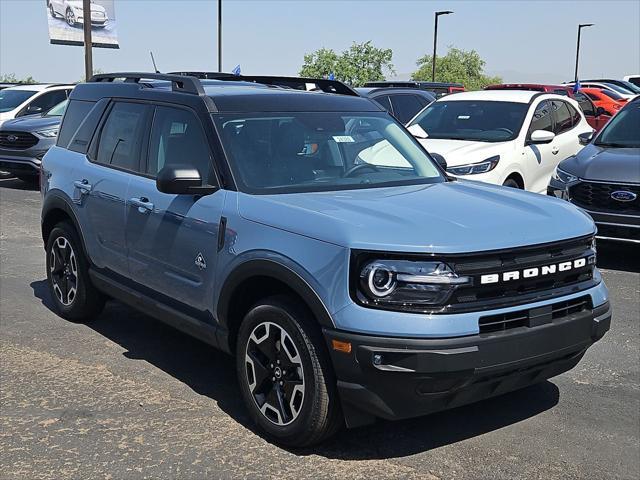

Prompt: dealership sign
xmin=46 ymin=0 xmax=119 ymax=49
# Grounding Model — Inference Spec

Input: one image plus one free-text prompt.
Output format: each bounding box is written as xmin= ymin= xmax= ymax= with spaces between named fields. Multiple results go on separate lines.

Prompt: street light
xmin=218 ymin=0 xmax=223 ymax=72
xmin=574 ymin=23 xmax=594 ymax=82
xmin=432 ymin=10 xmax=453 ymax=82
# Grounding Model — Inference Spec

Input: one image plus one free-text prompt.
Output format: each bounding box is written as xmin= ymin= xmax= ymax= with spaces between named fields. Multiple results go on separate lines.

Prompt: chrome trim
xmin=577 ymin=178 xmax=640 ymax=186
xmin=596 ymin=235 xmax=640 ymax=244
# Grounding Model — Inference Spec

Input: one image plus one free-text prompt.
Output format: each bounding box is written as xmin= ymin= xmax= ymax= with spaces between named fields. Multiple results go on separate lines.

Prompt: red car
xmin=579 ymin=87 xmax=628 ymax=116
xmin=484 ymin=83 xmax=611 ymax=131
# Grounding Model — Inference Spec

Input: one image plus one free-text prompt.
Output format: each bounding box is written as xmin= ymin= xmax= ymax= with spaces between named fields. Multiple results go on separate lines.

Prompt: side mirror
xmin=595 ymin=106 xmax=607 ymax=116
xmin=156 ymin=165 xmax=217 ymax=195
xmin=26 ymin=105 xmax=43 ymax=115
xmin=578 ymin=131 xmax=594 ymax=145
xmin=430 ymin=153 xmax=447 ymax=171
xmin=529 ymin=130 xmax=556 ymax=144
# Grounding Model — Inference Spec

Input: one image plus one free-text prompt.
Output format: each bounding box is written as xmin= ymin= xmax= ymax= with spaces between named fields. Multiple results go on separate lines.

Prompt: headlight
xmin=35 ymin=128 xmax=59 ymax=138
xmin=552 ymin=167 xmax=578 ymax=184
xmin=357 ymin=259 xmax=471 ymax=310
xmin=447 ymin=155 xmax=500 ymax=175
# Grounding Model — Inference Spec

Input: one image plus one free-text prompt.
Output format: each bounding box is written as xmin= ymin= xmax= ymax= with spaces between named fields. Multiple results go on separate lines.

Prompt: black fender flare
xmin=41 ymin=191 xmax=88 ymax=255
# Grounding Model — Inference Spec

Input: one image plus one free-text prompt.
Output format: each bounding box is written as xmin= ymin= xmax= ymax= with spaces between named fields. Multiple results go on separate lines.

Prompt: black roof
xmin=355 ymin=87 xmax=436 ymax=100
xmin=364 ymin=81 xmax=464 ymax=88
xmin=71 ymin=72 xmax=382 ymax=113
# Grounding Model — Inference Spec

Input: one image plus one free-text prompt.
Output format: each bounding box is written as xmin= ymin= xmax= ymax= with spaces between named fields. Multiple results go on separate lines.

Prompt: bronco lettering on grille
xmin=480 ymin=257 xmax=590 ymax=285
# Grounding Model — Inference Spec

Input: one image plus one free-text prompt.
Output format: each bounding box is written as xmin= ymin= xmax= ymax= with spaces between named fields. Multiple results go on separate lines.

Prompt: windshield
xmin=45 ymin=99 xmax=68 ymax=117
xmin=595 ymin=102 xmax=640 ymax=148
xmin=0 ymin=89 xmax=37 ymax=113
xmin=408 ymin=100 xmax=528 ymax=142
xmin=618 ymin=80 xmax=640 ymax=94
xmin=602 ymin=83 xmax=633 ymax=95
xmin=600 ymin=89 xmax=625 ymax=101
xmin=214 ymin=112 xmax=444 ymax=194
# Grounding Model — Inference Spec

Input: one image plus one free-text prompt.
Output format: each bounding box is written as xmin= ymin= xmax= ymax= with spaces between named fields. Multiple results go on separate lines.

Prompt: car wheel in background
xmin=65 ymin=8 xmax=76 ymax=27
xmin=236 ymin=295 xmax=342 ymax=447
xmin=45 ymin=222 xmax=105 ymax=322
xmin=503 ymin=178 xmax=521 ymax=189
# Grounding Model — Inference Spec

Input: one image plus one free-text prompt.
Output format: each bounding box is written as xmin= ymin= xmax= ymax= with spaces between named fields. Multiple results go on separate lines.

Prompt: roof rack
xmin=90 ymin=72 xmax=205 ymax=95
xmin=169 ymin=72 xmax=359 ymax=97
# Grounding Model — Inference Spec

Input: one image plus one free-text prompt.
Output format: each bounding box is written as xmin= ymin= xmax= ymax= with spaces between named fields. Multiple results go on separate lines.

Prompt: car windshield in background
xmin=408 ymin=100 xmax=528 ymax=142
xmin=595 ymin=102 xmax=640 ymax=148
xmin=214 ymin=112 xmax=444 ymax=194
xmin=44 ymin=99 xmax=68 ymax=117
xmin=600 ymin=89 xmax=625 ymax=101
xmin=0 ymin=89 xmax=37 ymax=113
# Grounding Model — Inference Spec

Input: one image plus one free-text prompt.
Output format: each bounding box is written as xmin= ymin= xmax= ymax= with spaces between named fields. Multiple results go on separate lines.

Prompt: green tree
xmin=411 ymin=47 xmax=501 ymax=91
xmin=0 ymin=73 xmax=38 ymax=84
xmin=300 ymin=41 xmax=394 ymax=87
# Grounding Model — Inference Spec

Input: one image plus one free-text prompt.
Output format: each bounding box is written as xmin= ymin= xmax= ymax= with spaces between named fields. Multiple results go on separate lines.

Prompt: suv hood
xmin=416 ymin=138 xmax=511 ymax=167
xmin=0 ymin=115 xmax=61 ymax=132
xmin=238 ymin=181 xmax=595 ymax=253
xmin=560 ymin=143 xmax=640 ymax=184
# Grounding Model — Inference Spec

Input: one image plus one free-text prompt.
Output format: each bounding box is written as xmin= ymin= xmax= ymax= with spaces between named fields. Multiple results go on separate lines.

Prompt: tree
xmin=0 ymin=73 xmax=38 ymax=84
xmin=300 ymin=41 xmax=394 ymax=87
xmin=411 ymin=47 xmax=501 ymax=91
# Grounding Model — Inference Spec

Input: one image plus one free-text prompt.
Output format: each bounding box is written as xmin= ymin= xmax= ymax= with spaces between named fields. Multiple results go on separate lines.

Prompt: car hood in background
xmin=66 ymin=1 xmax=106 ymax=13
xmin=560 ymin=143 xmax=640 ymax=184
xmin=238 ymin=181 xmax=595 ymax=253
xmin=0 ymin=115 xmax=61 ymax=132
xmin=416 ymin=138 xmax=511 ymax=167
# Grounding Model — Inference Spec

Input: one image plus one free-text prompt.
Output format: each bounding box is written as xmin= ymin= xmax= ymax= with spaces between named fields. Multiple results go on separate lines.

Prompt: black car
xmin=363 ymin=81 xmax=465 ymax=98
xmin=355 ymin=87 xmax=435 ymax=124
xmin=548 ymin=96 xmax=640 ymax=244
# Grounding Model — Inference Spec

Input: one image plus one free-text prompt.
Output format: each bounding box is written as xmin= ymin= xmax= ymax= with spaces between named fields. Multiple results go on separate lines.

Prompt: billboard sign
xmin=46 ymin=0 xmax=119 ymax=49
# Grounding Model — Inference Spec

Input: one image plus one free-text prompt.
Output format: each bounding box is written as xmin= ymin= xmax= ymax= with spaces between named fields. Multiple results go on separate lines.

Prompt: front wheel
xmin=502 ymin=178 xmax=521 ymax=189
xmin=236 ymin=296 xmax=342 ymax=446
xmin=65 ymin=8 xmax=76 ymax=27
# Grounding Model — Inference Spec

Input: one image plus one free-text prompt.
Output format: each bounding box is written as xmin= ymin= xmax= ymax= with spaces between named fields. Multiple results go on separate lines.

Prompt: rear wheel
xmin=65 ymin=8 xmax=76 ymax=27
xmin=45 ymin=222 xmax=105 ymax=322
xmin=502 ymin=178 xmax=521 ymax=189
xmin=236 ymin=296 xmax=342 ymax=446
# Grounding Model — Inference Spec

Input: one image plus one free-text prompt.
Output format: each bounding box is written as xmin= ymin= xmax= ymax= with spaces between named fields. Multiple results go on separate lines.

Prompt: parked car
xmin=567 ymin=81 xmax=636 ymax=100
xmin=405 ymin=90 xmax=593 ymax=193
xmin=363 ymin=81 xmax=465 ymax=98
xmin=41 ymin=72 xmax=610 ymax=446
xmin=0 ymin=99 xmax=67 ymax=183
xmin=582 ymin=78 xmax=640 ymax=96
xmin=579 ymin=88 xmax=627 ymax=116
xmin=355 ymin=87 xmax=435 ymax=123
xmin=623 ymin=75 xmax=640 ymax=87
xmin=0 ymin=83 xmax=19 ymax=91
xmin=548 ymin=96 xmax=639 ymax=244
xmin=0 ymin=84 xmax=73 ymax=128
xmin=484 ymin=83 xmax=611 ymax=132
xmin=48 ymin=0 xmax=109 ymax=28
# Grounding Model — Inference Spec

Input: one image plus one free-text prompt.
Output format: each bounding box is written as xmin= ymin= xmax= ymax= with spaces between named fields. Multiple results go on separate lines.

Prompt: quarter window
xmin=96 ymin=102 xmax=150 ymax=172
xmin=529 ymin=100 xmax=553 ymax=135
xmin=551 ymin=100 xmax=573 ymax=135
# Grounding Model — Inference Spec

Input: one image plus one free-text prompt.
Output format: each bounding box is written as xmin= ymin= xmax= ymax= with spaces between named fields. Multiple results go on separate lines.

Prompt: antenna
xmin=150 ymin=51 xmax=160 ymax=73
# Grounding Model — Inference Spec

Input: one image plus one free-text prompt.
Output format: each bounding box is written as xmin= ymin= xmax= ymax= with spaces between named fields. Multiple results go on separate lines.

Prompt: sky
xmin=1 ymin=0 xmax=639 ymax=84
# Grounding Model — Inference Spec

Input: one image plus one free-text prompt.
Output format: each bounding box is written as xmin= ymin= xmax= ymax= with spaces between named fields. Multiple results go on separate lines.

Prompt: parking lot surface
xmin=1 ymin=177 xmax=638 ymax=480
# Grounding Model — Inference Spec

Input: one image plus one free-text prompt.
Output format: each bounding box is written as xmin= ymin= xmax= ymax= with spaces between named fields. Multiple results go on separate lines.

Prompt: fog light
xmin=373 ymin=354 xmax=383 ymax=365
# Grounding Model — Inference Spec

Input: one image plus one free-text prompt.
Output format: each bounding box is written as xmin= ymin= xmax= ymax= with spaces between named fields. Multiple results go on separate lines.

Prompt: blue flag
xmin=328 ymin=72 xmax=335 ymax=80
xmin=573 ymin=80 xmax=581 ymax=93
xmin=232 ymin=65 xmax=241 ymax=76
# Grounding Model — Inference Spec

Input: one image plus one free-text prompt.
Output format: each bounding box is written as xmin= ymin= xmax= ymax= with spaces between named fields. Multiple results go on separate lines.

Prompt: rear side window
xmin=552 ymin=100 xmax=573 ymax=135
xmin=146 ymin=106 xmax=213 ymax=183
xmin=528 ymin=100 xmax=553 ymax=135
xmin=57 ymin=99 xmax=95 ymax=148
xmin=96 ymin=102 xmax=150 ymax=172
xmin=390 ymin=94 xmax=426 ymax=123
xmin=573 ymin=92 xmax=595 ymax=116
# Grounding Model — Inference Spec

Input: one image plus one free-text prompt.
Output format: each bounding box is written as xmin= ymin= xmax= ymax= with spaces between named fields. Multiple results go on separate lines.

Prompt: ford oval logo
xmin=610 ymin=190 xmax=637 ymax=202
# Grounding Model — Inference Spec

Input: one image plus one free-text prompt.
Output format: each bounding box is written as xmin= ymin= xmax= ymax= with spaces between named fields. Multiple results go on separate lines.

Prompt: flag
xmin=573 ymin=80 xmax=581 ymax=93
xmin=232 ymin=65 xmax=241 ymax=76
xmin=328 ymin=72 xmax=335 ymax=80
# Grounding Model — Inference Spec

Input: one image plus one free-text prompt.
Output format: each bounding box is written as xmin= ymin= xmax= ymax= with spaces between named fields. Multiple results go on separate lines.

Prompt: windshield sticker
xmin=333 ymin=135 xmax=355 ymax=143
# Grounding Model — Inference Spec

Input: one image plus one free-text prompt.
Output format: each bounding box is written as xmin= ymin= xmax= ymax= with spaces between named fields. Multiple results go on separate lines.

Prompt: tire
xmin=236 ymin=295 xmax=342 ymax=447
xmin=45 ymin=221 xmax=105 ymax=322
xmin=65 ymin=8 xmax=76 ymax=27
xmin=502 ymin=178 xmax=521 ymax=189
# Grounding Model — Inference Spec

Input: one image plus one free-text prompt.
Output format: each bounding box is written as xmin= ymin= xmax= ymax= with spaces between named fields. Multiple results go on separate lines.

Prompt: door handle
xmin=129 ymin=197 xmax=154 ymax=213
xmin=551 ymin=146 xmax=559 ymax=155
xmin=73 ymin=179 xmax=92 ymax=193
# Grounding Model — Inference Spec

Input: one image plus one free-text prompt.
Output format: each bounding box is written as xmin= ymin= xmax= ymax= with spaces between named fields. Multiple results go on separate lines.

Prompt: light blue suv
xmin=41 ymin=73 xmax=611 ymax=446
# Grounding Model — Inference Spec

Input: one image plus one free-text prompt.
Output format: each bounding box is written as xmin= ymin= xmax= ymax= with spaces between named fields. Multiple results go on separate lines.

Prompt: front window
xmin=214 ymin=112 xmax=444 ymax=194
xmin=44 ymin=100 xmax=68 ymax=117
xmin=594 ymin=102 xmax=640 ymax=148
xmin=409 ymin=100 xmax=529 ymax=142
xmin=0 ymin=89 xmax=37 ymax=113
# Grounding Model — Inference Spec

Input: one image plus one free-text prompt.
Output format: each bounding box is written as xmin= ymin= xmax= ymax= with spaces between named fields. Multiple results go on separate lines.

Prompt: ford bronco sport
xmin=41 ymin=73 xmax=611 ymax=446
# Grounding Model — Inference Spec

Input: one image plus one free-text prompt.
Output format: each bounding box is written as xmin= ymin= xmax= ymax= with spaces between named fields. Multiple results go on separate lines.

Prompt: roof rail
xmin=90 ymin=72 xmax=205 ymax=95
xmin=169 ymin=72 xmax=359 ymax=97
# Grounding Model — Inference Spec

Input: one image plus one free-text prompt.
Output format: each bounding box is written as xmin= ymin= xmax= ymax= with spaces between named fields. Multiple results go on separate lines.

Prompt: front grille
xmin=0 ymin=131 xmax=38 ymax=150
xmin=479 ymin=295 xmax=591 ymax=334
xmin=570 ymin=181 xmax=640 ymax=215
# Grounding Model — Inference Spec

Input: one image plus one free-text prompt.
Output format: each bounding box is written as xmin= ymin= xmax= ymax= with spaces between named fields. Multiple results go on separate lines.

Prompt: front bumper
xmin=0 ymin=152 xmax=43 ymax=176
xmin=324 ymin=297 xmax=611 ymax=427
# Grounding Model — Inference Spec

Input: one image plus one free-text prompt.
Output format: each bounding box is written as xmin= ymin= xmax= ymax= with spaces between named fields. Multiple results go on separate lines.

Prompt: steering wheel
xmin=343 ymin=163 xmax=380 ymax=178
xmin=495 ymin=127 xmax=514 ymax=136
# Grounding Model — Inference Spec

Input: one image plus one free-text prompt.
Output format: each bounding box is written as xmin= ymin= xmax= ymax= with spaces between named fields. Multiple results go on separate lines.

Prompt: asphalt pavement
xmin=1 ymin=176 xmax=638 ymax=480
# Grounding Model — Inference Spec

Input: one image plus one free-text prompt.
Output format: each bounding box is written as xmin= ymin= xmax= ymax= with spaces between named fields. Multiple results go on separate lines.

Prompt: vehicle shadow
xmin=596 ymin=241 xmax=640 ymax=273
xmin=0 ymin=176 xmax=39 ymax=191
xmin=30 ymin=279 xmax=561 ymax=459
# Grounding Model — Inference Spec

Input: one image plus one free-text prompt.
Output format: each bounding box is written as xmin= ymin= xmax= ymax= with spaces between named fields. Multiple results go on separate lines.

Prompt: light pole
xmin=82 ymin=0 xmax=93 ymax=81
xmin=574 ymin=23 xmax=594 ymax=82
xmin=432 ymin=10 xmax=453 ymax=82
xmin=218 ymin=0 xmax=222 ymax=72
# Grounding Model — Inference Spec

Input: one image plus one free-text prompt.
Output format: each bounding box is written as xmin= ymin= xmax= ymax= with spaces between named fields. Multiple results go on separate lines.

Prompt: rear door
xmin=125 ymin=104 xmax=225 ymax=316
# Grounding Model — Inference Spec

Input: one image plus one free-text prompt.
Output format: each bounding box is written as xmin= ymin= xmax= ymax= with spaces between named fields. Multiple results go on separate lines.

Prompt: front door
xmin=125 ymin=105 xmax=225 ymax=316
xmin=522 ymin=99 xmax=555 ymax=193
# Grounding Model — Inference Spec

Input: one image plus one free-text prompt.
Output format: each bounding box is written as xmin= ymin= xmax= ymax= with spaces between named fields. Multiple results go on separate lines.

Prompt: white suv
xmin=406 ymin=90 xmax=593 ymax=194
xmin=0 ymin=84 xmax=73 ymax=128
